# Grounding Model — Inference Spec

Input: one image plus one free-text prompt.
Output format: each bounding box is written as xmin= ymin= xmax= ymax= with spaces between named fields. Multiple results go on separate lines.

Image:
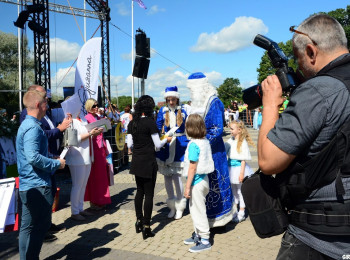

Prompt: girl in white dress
xmin=225 ymin=120 xmax=255 ymax=222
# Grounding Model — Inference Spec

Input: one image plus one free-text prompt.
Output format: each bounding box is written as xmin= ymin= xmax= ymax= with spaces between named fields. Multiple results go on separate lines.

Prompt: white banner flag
xmin=74 ymin=37 xmax=102 ymax=118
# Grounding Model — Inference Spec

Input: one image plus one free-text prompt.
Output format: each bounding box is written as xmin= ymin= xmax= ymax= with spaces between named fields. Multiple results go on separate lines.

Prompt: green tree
xmin=0 ymin=31 xmax=34 ymax=115
xmin=111 ymin=96 xmax=137 ymax=111
xmin=327 ymin=6 xmax=350 ymax=49
xmin=217 ymin=77 xmax=242 ymax=107
xmin=256 ymin=5 xmax=350 ymax=83
xmin=256 ymin=40 xmax=296 ymax=83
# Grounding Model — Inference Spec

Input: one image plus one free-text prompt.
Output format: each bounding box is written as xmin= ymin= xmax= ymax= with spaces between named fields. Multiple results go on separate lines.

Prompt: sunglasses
xmin=92 ymin=104 xmax=98 ymax=109
xmin=290 ymin=26 xmax=318 ymax=46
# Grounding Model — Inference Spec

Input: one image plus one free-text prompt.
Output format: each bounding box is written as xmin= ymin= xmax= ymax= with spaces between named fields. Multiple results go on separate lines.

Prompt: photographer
xmin=258 ymin=14 xmax=350 ymax=259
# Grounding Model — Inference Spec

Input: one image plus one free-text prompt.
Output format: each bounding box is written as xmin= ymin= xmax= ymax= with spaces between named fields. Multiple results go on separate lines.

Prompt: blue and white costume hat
xmin=187 ymin=72 xmax=209 ymax=89
xmin=164 ymin=86 xmax=180 ymax=99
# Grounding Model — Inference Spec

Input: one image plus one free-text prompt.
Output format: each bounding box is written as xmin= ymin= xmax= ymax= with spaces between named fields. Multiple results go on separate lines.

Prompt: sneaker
xmin=184 ymin=233 xmax=200 ymax=245
xmin=43 ymin=233 xmax=58 ymax=243
xmin=49 ymin=223 xmax=66 ymax=233
xmin=232 ymin=215 xmax=240 ymax=223
xmin=80 ymin=210 xmax=95 ymax=216
xmin=237 ymin=211 xmax=246 ymax=222
xmin=71 ymin=214 xmax=86 ymax=221
xmin=189 ymin=241 xmax=212 ymax=253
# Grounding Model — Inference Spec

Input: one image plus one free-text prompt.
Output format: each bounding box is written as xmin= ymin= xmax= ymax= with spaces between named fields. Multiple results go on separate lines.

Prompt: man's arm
xmin=258 ymin=75 xmax=295 ymax=175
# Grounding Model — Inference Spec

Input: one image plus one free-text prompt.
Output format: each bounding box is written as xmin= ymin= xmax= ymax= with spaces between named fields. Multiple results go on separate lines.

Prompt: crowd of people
xmin=5 ymin=12 xmax=350 ymax=260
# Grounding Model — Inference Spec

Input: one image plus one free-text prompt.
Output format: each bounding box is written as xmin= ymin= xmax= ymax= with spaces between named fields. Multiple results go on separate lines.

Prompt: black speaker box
xmin=132 ymin=56 xmax=150 ymax=79
xmin=135 ymin=34 xmax=150 ymax=58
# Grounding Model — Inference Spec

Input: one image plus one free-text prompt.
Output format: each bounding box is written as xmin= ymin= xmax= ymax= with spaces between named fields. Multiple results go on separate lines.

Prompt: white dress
xmin=225 ymin=138 xmax=253 ymax=184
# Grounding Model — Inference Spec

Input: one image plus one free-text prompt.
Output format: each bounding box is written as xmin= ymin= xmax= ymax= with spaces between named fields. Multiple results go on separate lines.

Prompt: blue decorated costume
xmin=187 ymin=72 xmax=233 ymax=227
xmin=156 ymin=86 xmax=189 ymax=219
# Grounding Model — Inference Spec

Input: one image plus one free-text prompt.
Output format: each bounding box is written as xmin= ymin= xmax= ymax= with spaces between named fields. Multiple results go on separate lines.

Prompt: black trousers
xmin=276 ymin=230 xmax=335 ymax=260
xmin=134 ymin=170 xmax=157 ymax=226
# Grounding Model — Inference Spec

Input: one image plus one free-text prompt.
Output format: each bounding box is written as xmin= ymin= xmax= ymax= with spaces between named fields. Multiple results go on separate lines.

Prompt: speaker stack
xmin=133 ymin=31 xmax=150 ymax=79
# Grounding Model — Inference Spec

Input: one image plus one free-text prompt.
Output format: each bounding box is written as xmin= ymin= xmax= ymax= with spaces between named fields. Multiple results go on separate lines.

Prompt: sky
xmin=0 ymin=0 xmax=349 ymax=105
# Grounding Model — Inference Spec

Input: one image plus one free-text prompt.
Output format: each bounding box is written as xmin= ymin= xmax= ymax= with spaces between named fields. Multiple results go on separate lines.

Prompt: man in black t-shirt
xmin=258 ymin=14 xmax=350 ymax=259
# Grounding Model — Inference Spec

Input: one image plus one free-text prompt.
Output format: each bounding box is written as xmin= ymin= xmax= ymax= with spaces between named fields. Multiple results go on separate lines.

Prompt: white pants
xmin=231 ymin=183 xmax=245 ymax=209
xmin=164 ymin=174 xmax=183 ymax=200
xmin=69 ymin=164 xmax=91 ymax=215
xmin=189 ymin=176 xmax=210 ymax=240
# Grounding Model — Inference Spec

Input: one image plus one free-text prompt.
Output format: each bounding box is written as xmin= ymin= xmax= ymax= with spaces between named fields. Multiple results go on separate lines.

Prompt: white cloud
xmin=116 ymin=2 xmax=130 ymax=16
xmin=191 ymin=16 xmax=268 ymax=53
xmin=50 ymin=38 xmax=80 ymax=63
xmin=50 ymin=67 xmax=76 ymax=96
xmin=109 ymin=67 xmax=223 ymax=104
xmin=147 ymin=5 xmax=166 ymax=15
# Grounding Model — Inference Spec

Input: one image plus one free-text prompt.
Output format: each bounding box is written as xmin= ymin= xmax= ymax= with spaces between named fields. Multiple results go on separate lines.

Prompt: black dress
xmin=128 ymin=117 xmax=159 ymax=178
xmin=128 ymin=117 xmax=159 ymax=225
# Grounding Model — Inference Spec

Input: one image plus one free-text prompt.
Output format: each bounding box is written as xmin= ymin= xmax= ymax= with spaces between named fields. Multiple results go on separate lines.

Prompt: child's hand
xmin=239 ymin=173 xmax=244 ymax=183
xmin=184 ymin=187 xmax=191 ymax=199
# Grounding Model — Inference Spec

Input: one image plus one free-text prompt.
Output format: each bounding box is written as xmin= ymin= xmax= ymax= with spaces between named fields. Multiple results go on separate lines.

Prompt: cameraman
xmin=258 ymin=14 xmax=350 ymax=259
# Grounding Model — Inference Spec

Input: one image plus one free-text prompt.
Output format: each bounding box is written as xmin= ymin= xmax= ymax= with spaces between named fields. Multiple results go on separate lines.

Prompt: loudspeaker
xmin=132 ymin=56 xmax=150 ymax=79
xmin=135 ymin=34 xmax=150 ymax=58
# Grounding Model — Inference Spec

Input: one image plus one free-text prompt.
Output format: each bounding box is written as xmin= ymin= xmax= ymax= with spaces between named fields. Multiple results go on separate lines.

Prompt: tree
xmin=256 ymin=40 xmax=296 ymax=83
xmin=111 ymin=96 xmax=137 ymax=111
xmin=0 ymin=31 xmax=34 ymax=115
xmin=327 ymin=6 xmax=350 ymax=50
xmin=217 ymin=77 xmax=242 ymax=107
xmin=256 ymin=5 xmax=350 ymax=83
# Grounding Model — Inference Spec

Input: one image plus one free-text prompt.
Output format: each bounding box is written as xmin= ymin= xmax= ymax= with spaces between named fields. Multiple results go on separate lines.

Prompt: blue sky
xmin=0 ymin=0 xmax=349 ymax=104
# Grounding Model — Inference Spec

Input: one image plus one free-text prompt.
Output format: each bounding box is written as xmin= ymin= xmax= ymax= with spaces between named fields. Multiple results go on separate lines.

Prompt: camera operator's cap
xmin=164 ymin=86 xmax=180 ymax=99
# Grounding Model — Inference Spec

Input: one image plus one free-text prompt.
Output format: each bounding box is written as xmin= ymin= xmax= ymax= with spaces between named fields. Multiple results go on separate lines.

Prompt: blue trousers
xmin=19 ymin=187 xmax=53 ymax=260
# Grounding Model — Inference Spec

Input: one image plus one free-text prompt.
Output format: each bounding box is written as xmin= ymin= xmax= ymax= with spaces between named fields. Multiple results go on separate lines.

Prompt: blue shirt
xmin=16 ymin=115 xmax=61 ymax=191
xmin=188 ymin=142 xmax=206 ymax=186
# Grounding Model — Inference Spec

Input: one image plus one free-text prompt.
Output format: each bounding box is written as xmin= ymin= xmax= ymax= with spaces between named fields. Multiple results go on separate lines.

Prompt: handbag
xmin=62 ymin=120 xmax=78 ymax=147
xmin=241 ymin=169 xmax=289 ymax=238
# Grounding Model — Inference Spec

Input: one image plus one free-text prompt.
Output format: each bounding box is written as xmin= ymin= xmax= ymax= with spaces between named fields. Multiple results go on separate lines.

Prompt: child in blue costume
xmin=156 ymin=86 xmax=189 ymax=219
xmin=187 ymin=72 xmax=233 ymax=227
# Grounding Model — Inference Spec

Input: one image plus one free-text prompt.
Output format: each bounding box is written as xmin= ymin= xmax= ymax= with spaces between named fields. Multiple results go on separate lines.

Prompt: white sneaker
xmin=237 ymin=211 xmax=246 ymax=222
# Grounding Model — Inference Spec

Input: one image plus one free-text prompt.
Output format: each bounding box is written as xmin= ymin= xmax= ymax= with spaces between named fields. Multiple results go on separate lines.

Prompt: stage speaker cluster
xmin=133 ymin=30 xmax=150 ymax=79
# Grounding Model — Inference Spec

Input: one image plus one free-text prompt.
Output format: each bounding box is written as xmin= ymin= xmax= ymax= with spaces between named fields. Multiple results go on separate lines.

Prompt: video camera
xmin=242 ymin=34 xmax=298 ymax=109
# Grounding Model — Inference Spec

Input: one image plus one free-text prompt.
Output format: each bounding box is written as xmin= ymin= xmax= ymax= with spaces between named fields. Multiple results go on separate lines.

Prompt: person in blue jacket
xmin=156 ymin=86 xmax=189 ymax=219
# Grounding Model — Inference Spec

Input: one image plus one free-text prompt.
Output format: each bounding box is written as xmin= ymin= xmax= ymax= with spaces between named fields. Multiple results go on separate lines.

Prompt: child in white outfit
xmin=225 ymin=120 xmax=255 ymax=223
xmin=183 ymin=114 xmax=214 ymax=253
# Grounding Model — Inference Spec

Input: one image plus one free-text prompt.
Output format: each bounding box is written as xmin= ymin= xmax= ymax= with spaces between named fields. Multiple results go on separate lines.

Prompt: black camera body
xmin=243 ymin=34 xmax=298 ymax=109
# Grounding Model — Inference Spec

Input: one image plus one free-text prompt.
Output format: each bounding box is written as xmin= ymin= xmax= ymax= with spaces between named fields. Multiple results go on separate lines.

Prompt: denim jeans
xmin=276 ymin=230 xmax=334 ymax=260
xmin=19 ymin=186 xmax=53 ymax=260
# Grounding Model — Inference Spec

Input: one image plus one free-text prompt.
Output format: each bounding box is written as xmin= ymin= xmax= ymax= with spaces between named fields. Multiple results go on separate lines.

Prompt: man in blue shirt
xmin=16 ymin=89 xmax=65 ymax=259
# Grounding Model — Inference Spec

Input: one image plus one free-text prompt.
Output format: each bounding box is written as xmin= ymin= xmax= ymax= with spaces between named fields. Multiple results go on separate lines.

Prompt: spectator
xmin=65 ymin=111 xmax=103 ymax=221
xmin=84 ymin=98 xmax=111 ymax=210
xmin=16 ymin=90 xmax=65 ymax=259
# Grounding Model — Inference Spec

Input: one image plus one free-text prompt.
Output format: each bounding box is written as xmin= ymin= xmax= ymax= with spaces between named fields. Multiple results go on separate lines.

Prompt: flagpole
xmin=131 ymin=0 xmax=135 ymax=107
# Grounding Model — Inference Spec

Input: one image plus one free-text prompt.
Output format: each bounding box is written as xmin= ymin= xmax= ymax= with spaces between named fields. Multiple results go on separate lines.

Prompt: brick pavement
xmin=0 ymin=127 xmax=283 ymax=260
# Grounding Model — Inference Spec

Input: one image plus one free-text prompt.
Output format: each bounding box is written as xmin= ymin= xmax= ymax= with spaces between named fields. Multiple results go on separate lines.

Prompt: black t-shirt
xmin=128 ymin=117 xmax=159 ymax=178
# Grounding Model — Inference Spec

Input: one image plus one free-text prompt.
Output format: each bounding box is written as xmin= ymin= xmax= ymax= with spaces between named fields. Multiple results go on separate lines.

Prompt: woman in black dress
xmin=127 ymin=95 xmax=171 ymax=239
